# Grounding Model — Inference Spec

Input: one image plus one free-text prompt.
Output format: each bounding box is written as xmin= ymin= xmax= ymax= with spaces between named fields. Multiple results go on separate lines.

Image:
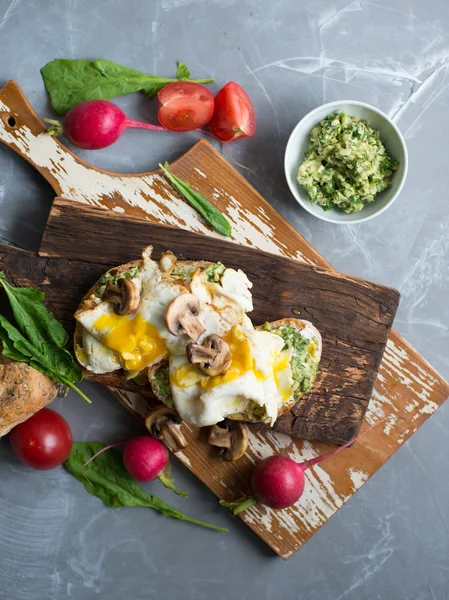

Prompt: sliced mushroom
xmin=159 ymin=251 xmax=177 ymax=273
xmin=187 ymin=334 xmax=231 ymax=377
xmin=165 ymin=294 xmax=205 ymax=342
xmin=102 ymin=278 xmax=140 ymax=316
xmin=208 ymin=421 xmax=249 ymax=461
xmin=145 ymin=405 xmax=188 ymax=453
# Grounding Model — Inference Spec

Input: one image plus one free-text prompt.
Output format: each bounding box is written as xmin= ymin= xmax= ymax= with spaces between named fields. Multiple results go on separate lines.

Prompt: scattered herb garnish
xmin=0 ymin=272 xmax=91 ymax=403
xmin=41 ymin=59 xmax=214 ymax=115
xmin=159 ymin=162 xmax=232 ymax=237
xmin=65 ymin=442 xmax=227 ymax=532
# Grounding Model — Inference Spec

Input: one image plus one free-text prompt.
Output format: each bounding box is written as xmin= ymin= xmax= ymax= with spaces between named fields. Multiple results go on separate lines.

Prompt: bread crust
xmin=0 ymin=360 xmax=57 ymax=437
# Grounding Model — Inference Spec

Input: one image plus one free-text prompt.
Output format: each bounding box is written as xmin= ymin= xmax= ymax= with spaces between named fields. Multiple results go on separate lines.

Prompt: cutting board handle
xmin=0 ymin=80 xmax=76 ymax=195
xmin=0 ymin=80 xmax=215 ymax=226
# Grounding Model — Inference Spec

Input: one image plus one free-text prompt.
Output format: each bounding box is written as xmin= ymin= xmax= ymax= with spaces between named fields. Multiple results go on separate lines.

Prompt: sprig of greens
xmin=41 ymin=59 xmax=214 ymax=114
xmin=0 ymin=272 xmax=91 ymax=403
xmin=65 ymin=442 xmax=227 ymax=532
xmin=159 ymin=162 xmax=232 ymax=237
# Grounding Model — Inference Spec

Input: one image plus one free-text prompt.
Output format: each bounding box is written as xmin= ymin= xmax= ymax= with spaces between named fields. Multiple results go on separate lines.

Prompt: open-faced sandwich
xmin=74 ymin=246 xmax=322 ymax=429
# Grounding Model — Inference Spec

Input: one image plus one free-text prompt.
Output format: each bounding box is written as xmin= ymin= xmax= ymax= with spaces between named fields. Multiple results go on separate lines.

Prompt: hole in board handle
xmin=7 ymin=116 xmax=16 ymax=127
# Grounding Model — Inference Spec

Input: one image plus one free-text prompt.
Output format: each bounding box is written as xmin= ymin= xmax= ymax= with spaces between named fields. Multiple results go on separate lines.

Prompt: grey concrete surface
xmin=0 ymin=0 xmax=448 ymax=598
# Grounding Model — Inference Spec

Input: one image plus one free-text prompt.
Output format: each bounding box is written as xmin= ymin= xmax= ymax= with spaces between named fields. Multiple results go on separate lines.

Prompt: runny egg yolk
xmin=172 ymin=325 xmax=291 ymax=397
xmin=201 ymin=325 xmax=254 ymax=391
xmin=94 ymin=312 xmax=166 ymax=372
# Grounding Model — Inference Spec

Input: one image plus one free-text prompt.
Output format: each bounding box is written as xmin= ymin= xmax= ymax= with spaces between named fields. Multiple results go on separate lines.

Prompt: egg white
xmin=169 ymin=324 xmax=293 ymax=426
xmin=75 ymin=253 xmax=250 ymax=377
xmin=190 ymin=267 xmax=253 ymax=315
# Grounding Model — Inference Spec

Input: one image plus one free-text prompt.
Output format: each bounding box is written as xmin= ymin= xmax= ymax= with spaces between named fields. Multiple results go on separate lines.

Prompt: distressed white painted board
xmin=0 ymin=80 xmax=447 ymax=559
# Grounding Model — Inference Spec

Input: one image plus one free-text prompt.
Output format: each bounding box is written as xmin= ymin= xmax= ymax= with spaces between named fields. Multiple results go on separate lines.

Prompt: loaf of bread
xmin=0 ymin=358 xmax=57 ymax=437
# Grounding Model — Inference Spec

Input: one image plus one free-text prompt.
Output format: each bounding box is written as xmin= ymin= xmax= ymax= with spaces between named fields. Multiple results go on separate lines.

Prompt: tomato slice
xmin=158 ymin=82 xmax=214 ymax=132
xmin=209 ymin=82 xmax=256 ymax=142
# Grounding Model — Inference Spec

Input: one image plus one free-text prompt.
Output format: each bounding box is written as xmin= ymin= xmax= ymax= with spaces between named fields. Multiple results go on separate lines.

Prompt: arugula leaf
xmin=0 ymin=274 xmax=91 ymax=404
xmin=65 ymin=442 xmax=227 ymax=532
xmin=176 ymin=61 xmax=190 ymax=80
xmin=41 ymin=59 xmax=214 ymax=114
xmin=159 ymin=163 xmax=232 ymax=238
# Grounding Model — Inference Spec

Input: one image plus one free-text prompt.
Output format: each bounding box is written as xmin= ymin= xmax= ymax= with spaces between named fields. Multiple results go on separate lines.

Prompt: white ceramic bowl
xmin=284 ymin=101 xmax=408 ymax=224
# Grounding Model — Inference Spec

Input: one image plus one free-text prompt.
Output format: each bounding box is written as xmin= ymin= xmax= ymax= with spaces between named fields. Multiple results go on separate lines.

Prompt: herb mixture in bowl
xmin=297 ymin=112 xmax=399 ymax=214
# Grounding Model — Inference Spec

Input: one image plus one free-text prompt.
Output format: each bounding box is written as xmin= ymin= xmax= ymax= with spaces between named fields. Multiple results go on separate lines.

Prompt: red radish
xmin=85 ymin=436 xmax=186 ymax=497
xmin=157 ymin=81 xmax=215 ymax=132
xmin=222 ymin=419 xmax=387 ymax=514
xmin=44 ymin=100 xmax=165 ymax=150
xmin=9 ymin=408 xmax=72 ymax=470
xmin=209 ymin=82 xmax=256 ymax=142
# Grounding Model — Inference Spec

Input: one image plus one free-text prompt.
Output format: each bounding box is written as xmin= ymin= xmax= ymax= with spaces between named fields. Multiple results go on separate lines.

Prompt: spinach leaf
xmin=41 ymin=59 xmax=214 ymax=114
xmin=0 ymin=273 xmax=91 ymax=404
xmin=159 ymin=163 xmax=232 ymax=238
xmin=0 ymin=324 xmax=28 ymax=361
xmin=65 ymin=442 xmax=227 ymax=532
xmin=0 ymin=273 xmax=68 ymax=349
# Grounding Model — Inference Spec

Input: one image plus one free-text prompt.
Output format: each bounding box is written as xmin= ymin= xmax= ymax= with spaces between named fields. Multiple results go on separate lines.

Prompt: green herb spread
xmin=298 ymin=112 xmax=399 ymax=213
xmin=170 ymin=266 xmax=195 ymax=281
xmin=152 ymin=364 xmax=174 ymax=408
xmin=205 ymin=262 xmax=226 ymax=283
xmin=264 ymin=323 xmax=319 ymax=398
xmin=95 ymin=267 xmax=140 ymax=297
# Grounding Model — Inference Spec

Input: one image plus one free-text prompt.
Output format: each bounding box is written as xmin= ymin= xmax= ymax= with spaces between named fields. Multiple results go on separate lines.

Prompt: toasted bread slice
xmin=148 ymin=318 xmax=322 ymax=424
xmin=74 ymin=253 xmax=217 ymax=372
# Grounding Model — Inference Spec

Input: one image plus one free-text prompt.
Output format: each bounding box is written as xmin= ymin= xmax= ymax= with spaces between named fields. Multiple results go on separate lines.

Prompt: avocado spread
xmin=298 ymin=112 xmax=399 ymax=213
xmin=264 ymin=323 xmax=319 ymax=399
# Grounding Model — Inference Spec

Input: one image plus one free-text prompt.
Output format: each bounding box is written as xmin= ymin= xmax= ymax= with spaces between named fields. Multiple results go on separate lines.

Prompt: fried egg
xmin=190 ymin=267 xmax=253 ymax=314
xmin=169 ymin=323 xmax=294 ymax=426
xmin=75 ymin=249 xmax=251 ymax=377
xmin=75 ymin=329 xmax=122 ymax=374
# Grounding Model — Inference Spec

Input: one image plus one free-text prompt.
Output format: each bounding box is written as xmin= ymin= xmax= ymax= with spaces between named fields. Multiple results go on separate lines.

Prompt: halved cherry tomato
xmin=9 ymin=408 xmax=72 ymax=470
xmin=157 ymin=82 xmax=215 ymax=132
xmin=209 ymin=82 xmax=256 ymax=142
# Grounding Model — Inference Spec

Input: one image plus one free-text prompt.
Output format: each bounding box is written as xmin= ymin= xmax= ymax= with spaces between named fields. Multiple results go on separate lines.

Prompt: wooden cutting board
xmin=40 ymin=198 xmax=400 ymax=444
xmin=1 ymin=80 xmax=448 ymax=560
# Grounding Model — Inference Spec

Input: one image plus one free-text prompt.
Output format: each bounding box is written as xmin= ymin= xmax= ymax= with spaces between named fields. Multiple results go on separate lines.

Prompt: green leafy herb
xmin=41 ymin=59 xmax=214 ymax=115
xmin=0 ymin=272 xmax=91 ymax=403
xmin=176 ymin=61 xmax=190 ymax=80
xmin=65 ymin=442 xmax=227 ymax=532
xmin=159 ymin=163 xmax=232 ymax=237
xmin=220 ymin=496 xmax=257 ymax=516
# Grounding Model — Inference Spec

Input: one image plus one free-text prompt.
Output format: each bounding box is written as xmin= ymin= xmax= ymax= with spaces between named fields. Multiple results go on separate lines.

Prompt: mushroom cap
xmin=145 ymin=405 xmax=188 ymax=453
xmin=208 ymin=420 xmax=249 ymax=461
xmin=187 ymin=334 xmax=231 ymax=377
xmin=102 ymin=278 xmax=140 ymax=316
xmin=165 ymin=293 xmax=205 ymax=341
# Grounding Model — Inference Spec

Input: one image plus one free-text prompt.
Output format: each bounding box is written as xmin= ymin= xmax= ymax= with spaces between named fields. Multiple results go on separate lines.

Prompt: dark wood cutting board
xmin=40 ymin=198 xmax=400 ymax=444
xmin=1 ymin=79 xmax=448 ymax=560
